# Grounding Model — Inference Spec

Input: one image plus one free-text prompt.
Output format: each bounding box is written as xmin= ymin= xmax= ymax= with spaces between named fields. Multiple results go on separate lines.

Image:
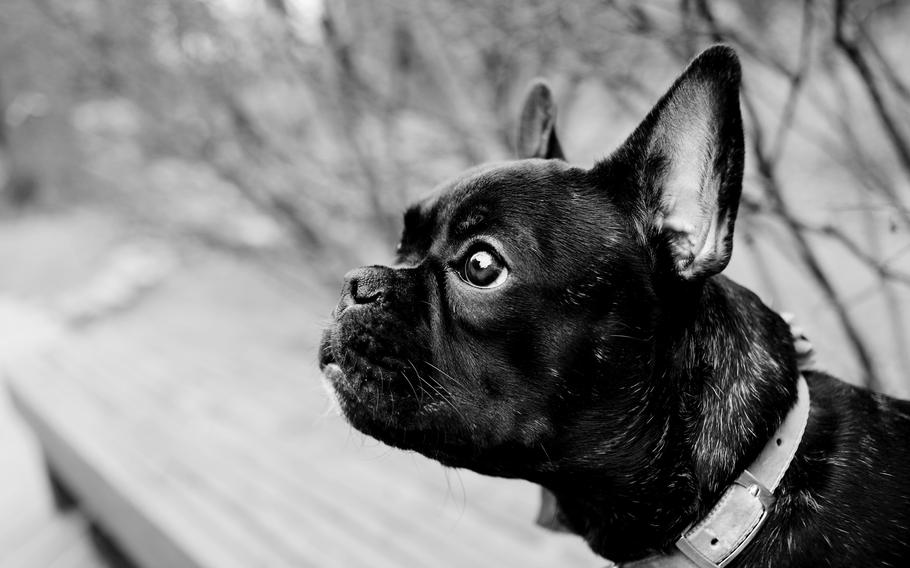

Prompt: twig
xmin=796 ymin=222 xmax=910 ymax=288
xmin=823 ymin=45 xmax=910 ymax=229
xmin=204 ymin=152 xmax=322 ymax=252
xmin=769 ymin=0 xmax=814 ymax=165
xmin=691 ymin=0 xmax=795 ymax=79
xmin=321 ymin=4 xmax=399 ymax=241
xmin=857 ymin=24 xmax=910 ymax=102
xmin=861 ymin=200 xmax=910 ymax=392
xmin=740 ymin=219 xmax=783 ymax=307
xmin=833 ymin=0 xmax=910 ymax=181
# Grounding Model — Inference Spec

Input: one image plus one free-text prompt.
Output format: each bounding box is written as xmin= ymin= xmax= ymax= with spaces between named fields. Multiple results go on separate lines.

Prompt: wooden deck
xmin=0 ymin=509 xmax=112 ymax=568
xmin=4 ymin=256 xmax=605 ymax=568
xmin=0 ymin=300 xmax=113 ymax=568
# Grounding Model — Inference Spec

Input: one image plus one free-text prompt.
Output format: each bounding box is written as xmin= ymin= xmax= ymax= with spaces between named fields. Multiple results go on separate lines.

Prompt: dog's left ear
xmin=516 ymin=79 xmax=565 ymax=160
xmin=599 ymin=45 xmax=744 ymax=280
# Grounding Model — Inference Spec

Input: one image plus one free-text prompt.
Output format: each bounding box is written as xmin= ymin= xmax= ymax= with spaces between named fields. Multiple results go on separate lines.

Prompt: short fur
xmin=320 ymin=46 xmax=910 ymax=567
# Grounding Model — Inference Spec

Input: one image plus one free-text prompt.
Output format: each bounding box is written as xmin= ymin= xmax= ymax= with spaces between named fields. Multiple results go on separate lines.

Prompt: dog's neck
xmin=547 ymin=275 xmax=800 ymax=562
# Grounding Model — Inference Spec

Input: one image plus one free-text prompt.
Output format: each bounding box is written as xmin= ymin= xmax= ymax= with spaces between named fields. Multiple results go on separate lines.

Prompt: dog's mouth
xmin=320 ymin=343 xmax=557 ymax=477
xmin=319 ymin=325 xmax=476 ymax=458
xmin=317 ymin=297 xmax=561 ymax=477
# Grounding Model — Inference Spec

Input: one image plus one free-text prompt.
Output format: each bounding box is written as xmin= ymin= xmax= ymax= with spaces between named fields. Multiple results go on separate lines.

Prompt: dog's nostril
xmin=343 ymin=269 xmax=385 ymax=306
xmin=352 ymin=279 xmax=381 ymax=304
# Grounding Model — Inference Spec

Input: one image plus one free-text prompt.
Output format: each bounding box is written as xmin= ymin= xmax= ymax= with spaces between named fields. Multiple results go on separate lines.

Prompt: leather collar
xmin=622 ymin=375 xmax=811 ymax=568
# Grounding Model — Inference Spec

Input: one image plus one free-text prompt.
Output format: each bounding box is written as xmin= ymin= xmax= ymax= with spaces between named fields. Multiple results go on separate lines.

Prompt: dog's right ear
xmin=516 ymin=79 xmax=565 ymax=160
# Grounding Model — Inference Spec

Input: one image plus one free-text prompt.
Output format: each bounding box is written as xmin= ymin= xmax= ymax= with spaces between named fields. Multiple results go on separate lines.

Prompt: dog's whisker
xmin=399 ymin=368 xmax=424 ymax=403
xmin=423 ymin=360 xmax=470 ymax=391
xmin=442 ymin=467 xmax=467 ymax=525
xmin=441 ymin=466 xmax=454 ymax=508
xmin=408 ymin=360 xmax=468 ymax=422
xmin=608 ymin=333 xmax=651 ymax=342
xmin=421 ymin=367 xmax=461 ymax=397
xmin=538 ymin=442 xmax=554 ymax=467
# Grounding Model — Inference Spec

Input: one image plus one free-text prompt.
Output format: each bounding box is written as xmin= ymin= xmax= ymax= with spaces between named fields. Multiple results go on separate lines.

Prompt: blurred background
xmin=0 ymin=0 xmax=907 ymax=567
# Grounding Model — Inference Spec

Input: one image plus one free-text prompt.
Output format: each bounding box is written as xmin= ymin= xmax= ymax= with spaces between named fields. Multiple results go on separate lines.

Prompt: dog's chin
xmin=321 ymin=362 xmax=538 ymax=475
xmin=322 ymin=361 xmax=470 ymax=457
xmin=323 ymin=363 xmax=549 ymax=480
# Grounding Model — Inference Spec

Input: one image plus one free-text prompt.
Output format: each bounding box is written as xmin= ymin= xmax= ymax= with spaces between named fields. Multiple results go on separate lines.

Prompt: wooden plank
xmin=2 ymin=512 xmax=94 ymax=568
xmin=45 ymin=534 xmax=110 ymax=568
xmin=8 ymin=366 xmax=294 ymax=568
xmin=12 ymin=352 xmax=434 ymax=568
xmin=95 ymin=344 xmax=531 ymax=567
xmin=54 ymin=345 xmax=473 ymax=567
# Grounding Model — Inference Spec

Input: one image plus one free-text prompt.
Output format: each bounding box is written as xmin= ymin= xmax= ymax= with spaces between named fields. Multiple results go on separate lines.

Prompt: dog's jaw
xmin=320 ymin=330 xmax=564 ymax=475
xmin=319 ymin=284 xmax=551 ymax=472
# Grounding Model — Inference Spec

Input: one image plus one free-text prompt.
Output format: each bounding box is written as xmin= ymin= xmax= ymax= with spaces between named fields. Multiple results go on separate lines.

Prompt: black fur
xmin=319 ymin=46 xmax=910 ymax=566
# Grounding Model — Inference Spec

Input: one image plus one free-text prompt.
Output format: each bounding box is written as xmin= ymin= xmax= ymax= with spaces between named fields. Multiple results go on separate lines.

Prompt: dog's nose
xmin=341 ymin=267 xmax=385 ymax=308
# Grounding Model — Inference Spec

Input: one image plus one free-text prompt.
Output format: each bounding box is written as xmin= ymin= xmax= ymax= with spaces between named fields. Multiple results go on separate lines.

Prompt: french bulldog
xmin=319 ymin=46 xmax=910 ymax=567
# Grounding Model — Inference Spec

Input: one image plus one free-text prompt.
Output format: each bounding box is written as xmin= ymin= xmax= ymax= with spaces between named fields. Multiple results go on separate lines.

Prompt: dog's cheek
xmin=426 ymin=338 xmax=553 ymax=452
xmin=453 ymin=306 xmax=579 ymax=433
xmin=427 ymin=280 xmax=598 ymax=455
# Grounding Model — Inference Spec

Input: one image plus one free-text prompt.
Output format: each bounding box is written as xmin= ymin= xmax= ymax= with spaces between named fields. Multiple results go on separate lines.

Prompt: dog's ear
xmin=600 ymin=45 xmax=744 ymax=280
xmin=516 ymin=79 xmax=565 ymax=160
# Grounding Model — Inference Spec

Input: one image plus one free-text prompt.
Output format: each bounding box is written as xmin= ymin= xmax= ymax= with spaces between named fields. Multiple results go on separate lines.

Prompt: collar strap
xmin=676 ymin=374 xmax=811 ymax=567
xmin=623 ymin=374 xmax=811 ymax=568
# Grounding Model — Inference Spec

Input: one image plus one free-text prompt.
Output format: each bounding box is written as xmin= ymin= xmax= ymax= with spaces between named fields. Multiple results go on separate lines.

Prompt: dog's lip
xmin=318 ymin=331 xmax=337 ymax=371
xmin=322 ymin=362 xmax=344 ymax=382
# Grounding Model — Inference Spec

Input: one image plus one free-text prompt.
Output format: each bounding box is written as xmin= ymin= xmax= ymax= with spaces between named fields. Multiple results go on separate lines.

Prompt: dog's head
xmin=319 ymin=46 xmax=744 ymax=481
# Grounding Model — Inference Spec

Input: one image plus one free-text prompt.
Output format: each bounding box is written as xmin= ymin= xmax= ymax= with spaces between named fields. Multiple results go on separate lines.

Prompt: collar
xmin=622 ymin=374 xmax=811 ymax=568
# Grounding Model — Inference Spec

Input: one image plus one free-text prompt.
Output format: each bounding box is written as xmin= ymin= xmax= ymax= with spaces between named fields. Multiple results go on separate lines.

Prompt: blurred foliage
xmin=0 ymin=0 xmax=909 ymax=390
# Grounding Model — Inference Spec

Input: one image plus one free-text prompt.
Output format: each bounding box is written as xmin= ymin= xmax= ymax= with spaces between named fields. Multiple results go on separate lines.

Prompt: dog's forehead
xmin=431 ymin=159 xmax=579 ymax=237
xmin=398 ymin=158 xmax=602 ymax=262
xmin=440 ymin=158 xmax=573 ymax=203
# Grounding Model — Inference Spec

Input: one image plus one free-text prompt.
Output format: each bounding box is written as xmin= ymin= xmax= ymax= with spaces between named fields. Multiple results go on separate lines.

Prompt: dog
xmin=319 ymin=46 xmax=910 ymax=567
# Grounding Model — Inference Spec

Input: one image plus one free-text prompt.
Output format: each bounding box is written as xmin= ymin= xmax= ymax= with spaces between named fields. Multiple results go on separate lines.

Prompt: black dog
xmin=320 ymin=46 xmax=910 ymax=567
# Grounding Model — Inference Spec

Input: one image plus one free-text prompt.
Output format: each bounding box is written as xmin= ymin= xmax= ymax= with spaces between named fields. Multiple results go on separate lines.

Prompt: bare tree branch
xmin=801 ymin=223 xmax=910 ymax=287
xmin=768 ymin=0 xmax=814 ymax=165
xmin=857 ymin=23 xmax=910 ymax=102
xmin=834 ymin=0 xmax=910 ymax=182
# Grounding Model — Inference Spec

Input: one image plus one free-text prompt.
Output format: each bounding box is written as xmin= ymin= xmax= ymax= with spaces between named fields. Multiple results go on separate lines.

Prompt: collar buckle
xmin=733 ymin=469 xmax=773 ymax=510
xmin=675 ymin=472 xmax=774 ymax=568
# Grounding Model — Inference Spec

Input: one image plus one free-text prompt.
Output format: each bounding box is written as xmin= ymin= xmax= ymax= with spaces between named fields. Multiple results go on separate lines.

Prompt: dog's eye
xmin=463 ymin=249 xmax=508 ymax=288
